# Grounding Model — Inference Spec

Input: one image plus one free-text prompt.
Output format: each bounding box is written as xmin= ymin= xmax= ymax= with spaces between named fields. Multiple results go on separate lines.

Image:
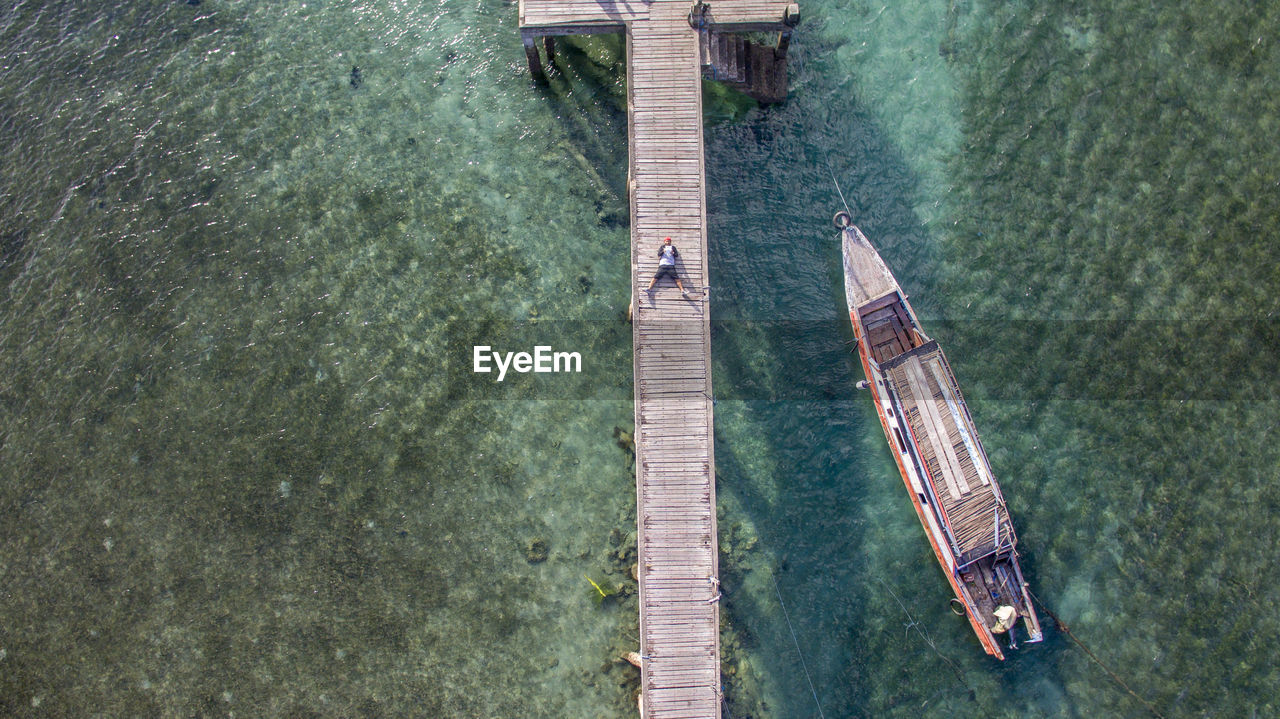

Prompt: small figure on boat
xmin=835 ymin=210 xmax=1044 ymax=659
xmin=991 ymin=605 xmax=1019 ymax=634
xmin=646 ymin=237 xmax=691 ymax=297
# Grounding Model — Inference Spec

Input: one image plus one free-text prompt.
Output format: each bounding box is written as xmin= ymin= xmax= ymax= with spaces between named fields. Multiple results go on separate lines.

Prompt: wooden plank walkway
xmin=519 ymin=0 xmax=648 ymax=35
xmin=520 ymin=0 xmax=794 ymax=33
xmin=628 ymin=7 xmax=719 ymax=717
xmin=519 ymin=3 xmax=797 ymax=717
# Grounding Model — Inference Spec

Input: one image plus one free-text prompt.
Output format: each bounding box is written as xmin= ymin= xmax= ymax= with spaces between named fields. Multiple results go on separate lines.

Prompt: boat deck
xmin=881 ymin=341 xmax=1013 ymax=561
xmin=841 ymin=225 xmax=899 ymax=310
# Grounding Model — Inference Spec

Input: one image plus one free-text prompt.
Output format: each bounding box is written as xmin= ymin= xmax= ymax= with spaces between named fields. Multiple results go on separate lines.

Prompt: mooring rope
xmin=1027 ymin=589 xmax=1167 ymax=719
xmin=877 ymin=577 xmax=970 ymax=691
xmin=772 ymin=573 xmax=828 ymax=719
xmin=826 ymin=160 xmax=854 ymax=219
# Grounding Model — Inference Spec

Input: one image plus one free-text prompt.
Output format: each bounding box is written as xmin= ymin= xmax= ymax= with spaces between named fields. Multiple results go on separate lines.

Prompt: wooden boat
xmin=836 ymin=211 xmax=1043 ymax=659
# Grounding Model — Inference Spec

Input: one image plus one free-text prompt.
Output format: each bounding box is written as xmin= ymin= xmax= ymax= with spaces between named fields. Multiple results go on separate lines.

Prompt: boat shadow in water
xmin=701 ymin=76 xmax=1080 ymax=716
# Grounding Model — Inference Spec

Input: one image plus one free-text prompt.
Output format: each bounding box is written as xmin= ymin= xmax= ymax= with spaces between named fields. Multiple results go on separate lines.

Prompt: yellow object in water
xmin=586 ymin=575 xmax=607 ymax=597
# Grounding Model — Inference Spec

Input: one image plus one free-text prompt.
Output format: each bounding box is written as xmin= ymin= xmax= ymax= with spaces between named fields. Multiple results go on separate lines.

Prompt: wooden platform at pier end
xmin=519 ymin=3 xmax=797 ymax=717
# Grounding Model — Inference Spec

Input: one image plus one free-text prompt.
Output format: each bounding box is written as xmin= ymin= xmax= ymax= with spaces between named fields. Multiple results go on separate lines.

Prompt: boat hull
xmin=849 ymin=307 xmax=1006 ymax=658
xmin=839 ymin=218 xmax=1042 ymax=658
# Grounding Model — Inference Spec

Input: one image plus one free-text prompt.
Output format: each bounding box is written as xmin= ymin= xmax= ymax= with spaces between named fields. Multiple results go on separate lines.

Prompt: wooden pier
xmin=519 ymin=3 xmax=799 ymax=717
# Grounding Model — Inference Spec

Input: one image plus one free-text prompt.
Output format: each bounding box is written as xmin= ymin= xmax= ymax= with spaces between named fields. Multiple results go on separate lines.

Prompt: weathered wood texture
xmin=629 ymin=4 xmax=719 ymax=716
xmin=518 ymin=3 xmax=798 ymax=717
xmin=520 ymin=0 xmax=795 ymax=34
xmin=841 ymin=224 xmax=899 ymax=310
xmin=519 ymin=0 xmax=647 ymax=35
xmin=883 ymin=343 xmax=1012 ymax=558
xmin=688 ymin=0 xmax=799 ymax=30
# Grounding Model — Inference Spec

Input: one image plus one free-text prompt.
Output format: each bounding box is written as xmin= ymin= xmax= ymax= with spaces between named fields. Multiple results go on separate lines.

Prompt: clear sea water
xmin=2 ymin=1 xmax=1277 ymax=717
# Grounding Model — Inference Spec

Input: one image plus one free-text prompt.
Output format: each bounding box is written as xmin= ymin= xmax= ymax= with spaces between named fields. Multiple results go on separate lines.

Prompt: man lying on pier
xmin=646 ymin=236 xmax=692 ymax=298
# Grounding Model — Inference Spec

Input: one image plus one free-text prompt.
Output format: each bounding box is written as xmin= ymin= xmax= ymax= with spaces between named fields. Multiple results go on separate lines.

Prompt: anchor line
xmin=877 ymin=577 xmax=969 ymax=692
xmin=721 ymin=691 xmax=735 ymax=719
xmin=772 ymin=572 xmax=827 ymax=719
xmin=1027 ymin=589 xmax=1167 ymax=719
xmin=826 ymin=159 xmax=854 ymax=220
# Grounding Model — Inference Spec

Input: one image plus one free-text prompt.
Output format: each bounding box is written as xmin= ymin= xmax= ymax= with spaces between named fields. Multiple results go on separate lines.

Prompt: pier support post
xmin=543 ymin=36 xmax=556 ymax=65
xmin=775 ymin=30 xmax=792 ymax=58
xmin=776 ymin=5 xmax=799 ymax=62
xmin=784 ymin=3 xmax=801 ymax=26
xmin=523 ymin=35 xmax=547 ymax=83
xmin=688 ymin=0 xmax=710 ymax=29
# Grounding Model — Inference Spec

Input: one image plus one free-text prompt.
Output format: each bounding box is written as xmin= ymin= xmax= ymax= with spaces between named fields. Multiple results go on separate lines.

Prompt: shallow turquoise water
xmin=708 ymin=2 xmax=1280 ymax=717
xmin=2 ymin=1 xmax=1278 ymax=717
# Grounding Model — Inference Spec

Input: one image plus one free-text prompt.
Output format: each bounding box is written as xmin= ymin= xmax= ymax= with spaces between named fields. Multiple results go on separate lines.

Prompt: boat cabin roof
xmin=880 ymin=340 xmax=1015 ymax=563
